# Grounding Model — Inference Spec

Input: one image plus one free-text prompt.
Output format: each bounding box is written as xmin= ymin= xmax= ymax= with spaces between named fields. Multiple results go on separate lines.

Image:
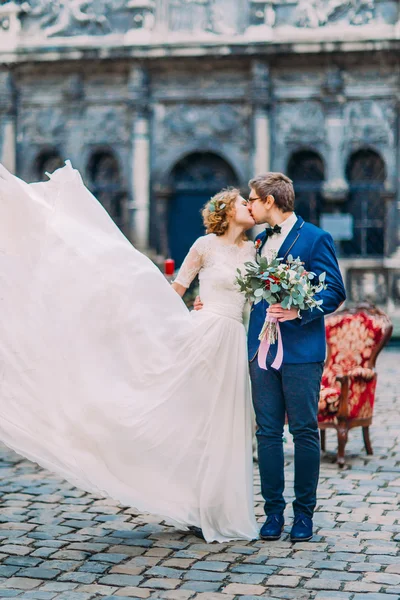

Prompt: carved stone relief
xmin=83 ymin=106 xmax=129 ymax=144
xmin=18 ymin=107 xmax=66 ymax=143
xmin=167 ymin=0 xmax=241 ymax=35
xmin=344 ymin=100 xmax=396 ymax=149
xmin=0 ymin=2 xmax=19 ymax=31
xmin=20 ymin=0 xmax=110 ymax=37
xmin=295 ymin=0 xmax=375 ymax=28
xmin=156 ymin=103 xmax=251 ymax=154
xmin=19 ymin=0 xmax=155 ymax=36
xmin=248 ymin=1 xmax=276 ymax=29
xmin=275 ymin=101 xmax=325 ymax=145
xmin=126 ymin=0 xmax=155 ymax=31
xmin=152 ymin=68 xmax=248 ymax=102
xmin=4 ymin=0 xmax=393 ymax=39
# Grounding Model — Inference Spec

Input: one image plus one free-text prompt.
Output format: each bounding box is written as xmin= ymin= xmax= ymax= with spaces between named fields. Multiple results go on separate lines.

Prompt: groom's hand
xmin=193 ymin=296 xmax=203 ymax=311
xmin=268 ymin=303 xmax=299 ymax=322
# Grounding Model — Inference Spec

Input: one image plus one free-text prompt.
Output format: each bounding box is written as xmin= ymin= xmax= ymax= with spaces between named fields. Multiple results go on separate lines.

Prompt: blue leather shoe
xmin=188 ymin=526 xmax=205 ymax=540
xmin=260 ymin=514 xmax=284 ymax=540
xmin=290 ymin=513 xmax=313 ymax=542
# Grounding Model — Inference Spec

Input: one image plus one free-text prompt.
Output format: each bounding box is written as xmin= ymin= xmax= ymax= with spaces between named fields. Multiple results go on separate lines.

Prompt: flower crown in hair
xmin=208 ymin=199 xmax=226 ymax=213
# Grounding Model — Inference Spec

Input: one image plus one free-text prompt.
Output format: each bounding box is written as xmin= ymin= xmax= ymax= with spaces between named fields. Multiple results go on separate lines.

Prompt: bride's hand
xmin=193 ymin=296 xmax=203 ymax=311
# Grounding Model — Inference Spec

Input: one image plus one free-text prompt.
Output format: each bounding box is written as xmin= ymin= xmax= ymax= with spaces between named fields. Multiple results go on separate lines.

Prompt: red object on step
xmin=164 ymin=258 xmax=175 ymax=276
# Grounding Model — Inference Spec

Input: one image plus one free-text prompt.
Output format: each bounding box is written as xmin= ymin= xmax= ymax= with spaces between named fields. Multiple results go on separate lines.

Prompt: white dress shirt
xmin=261 ymin=212 xmax=298 ymax=262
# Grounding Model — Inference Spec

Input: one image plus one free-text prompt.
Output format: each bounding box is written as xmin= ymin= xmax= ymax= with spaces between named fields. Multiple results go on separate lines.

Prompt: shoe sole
xmin=290 ymin=534 xmax=313 ymax=543
xmin=260 ymin=526 xmax=284 ymax=541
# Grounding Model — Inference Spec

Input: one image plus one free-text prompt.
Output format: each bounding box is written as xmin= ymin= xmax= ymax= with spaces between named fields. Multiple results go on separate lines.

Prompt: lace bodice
xmin=174 ymin=234 xmax=256 ymax=322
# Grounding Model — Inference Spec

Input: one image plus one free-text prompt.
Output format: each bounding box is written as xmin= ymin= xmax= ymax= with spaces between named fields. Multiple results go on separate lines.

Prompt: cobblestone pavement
xmin=0 ymin=349 xmax=399 ymax=600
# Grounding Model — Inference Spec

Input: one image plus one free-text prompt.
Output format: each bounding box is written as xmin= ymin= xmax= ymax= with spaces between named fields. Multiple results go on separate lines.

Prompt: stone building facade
xmin=0 ymin=0 xmax=399 ymax=332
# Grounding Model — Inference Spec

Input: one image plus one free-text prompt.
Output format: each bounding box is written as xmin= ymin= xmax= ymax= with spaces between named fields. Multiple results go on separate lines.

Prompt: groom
xmin=247 ymin=172 xmax=346 ymax=542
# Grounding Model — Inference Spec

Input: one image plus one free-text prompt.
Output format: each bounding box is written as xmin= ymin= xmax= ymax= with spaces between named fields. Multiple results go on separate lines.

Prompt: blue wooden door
xmin=168 ymin=152 xmax=238 ymax=266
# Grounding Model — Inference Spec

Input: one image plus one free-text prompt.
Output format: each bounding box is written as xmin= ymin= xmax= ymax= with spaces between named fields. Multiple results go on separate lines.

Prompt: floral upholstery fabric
xmin=318 ymin=311 xmax=389 ymax=423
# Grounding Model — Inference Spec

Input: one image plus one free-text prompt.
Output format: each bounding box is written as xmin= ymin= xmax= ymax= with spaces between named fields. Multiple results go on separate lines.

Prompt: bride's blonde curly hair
xmin=202 ymin=187 xmax=240 ymax=236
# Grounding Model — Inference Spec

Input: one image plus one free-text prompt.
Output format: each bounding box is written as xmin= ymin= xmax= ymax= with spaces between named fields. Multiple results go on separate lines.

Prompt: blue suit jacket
xmin=248 ymin=216 xmax=346 ymax=364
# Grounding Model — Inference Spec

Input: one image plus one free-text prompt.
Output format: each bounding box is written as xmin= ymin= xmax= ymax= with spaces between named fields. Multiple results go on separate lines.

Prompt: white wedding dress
xmin=0 ymin=161 xmax=259 ymax=543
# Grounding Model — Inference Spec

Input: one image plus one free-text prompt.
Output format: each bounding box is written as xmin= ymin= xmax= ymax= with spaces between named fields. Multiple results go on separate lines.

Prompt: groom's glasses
xmin=247 ymin=196 xmax=262 ymax=204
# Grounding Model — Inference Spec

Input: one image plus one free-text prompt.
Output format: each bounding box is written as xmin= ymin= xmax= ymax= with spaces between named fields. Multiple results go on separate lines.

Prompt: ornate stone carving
xmin=167 ymin=0 xmax=241 ymax=35
xmin=126 ymin=0 xmax=155 ymax=31
xmin=20 ymin=0 xmax=156 ymax=37
xmin=83 ymin=106 xmax=129 ymax=144
xmin=168 ymin=0 xmax=212 ymax=33
xmin=248 ymin=1 xmax=276 ymax=29
xmin=7 ymin=0 xmax=390 ymax=39
xmin=295 ymin=0 xmax=375 ymax=28
xmin=275 ymin=102 xmax=325 ymax=145
xmin=20 ymin=0 xmax=118 ymax=37
xmin=159 ymin=103 xmax=250 ymax=151
xmin=19 ymin=107 xmax=65 ymax=143
xmin=0 ymin=1 xmax=21 ymax=39
xmin=344 ymin=100 xmax=396 ymax=148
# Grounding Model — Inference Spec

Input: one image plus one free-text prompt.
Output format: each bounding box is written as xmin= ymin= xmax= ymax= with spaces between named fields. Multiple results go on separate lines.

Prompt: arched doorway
xmin=87 ymin=150 xmax=126 ymax=232
xmin=287 ymin=150 xmax=325 ymax=226
xmin=34 ymin=149 xmax=64 ymax=181
xmin=344 ymin=149 xmax=386 ymax=257
xmin=168 ymin=152 xmax=239 ymax=266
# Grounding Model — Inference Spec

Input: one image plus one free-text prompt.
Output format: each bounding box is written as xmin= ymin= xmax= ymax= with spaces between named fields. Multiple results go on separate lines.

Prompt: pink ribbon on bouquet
xmin=257 ymin=316 xmax=284 ymax=371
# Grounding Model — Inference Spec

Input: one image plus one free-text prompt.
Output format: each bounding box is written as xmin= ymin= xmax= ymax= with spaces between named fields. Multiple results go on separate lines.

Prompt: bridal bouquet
xmin=236 ymin=253 xmax=327 ymax=369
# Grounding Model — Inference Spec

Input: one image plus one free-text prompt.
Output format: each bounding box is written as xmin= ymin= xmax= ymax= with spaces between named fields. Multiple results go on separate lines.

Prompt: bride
xmin=0 ymin=161 xmax=259 ymax=543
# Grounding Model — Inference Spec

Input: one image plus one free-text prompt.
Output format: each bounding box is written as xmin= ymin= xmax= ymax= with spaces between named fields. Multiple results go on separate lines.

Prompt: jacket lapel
xmin=277 ymin=216 xmax=305 ymax=261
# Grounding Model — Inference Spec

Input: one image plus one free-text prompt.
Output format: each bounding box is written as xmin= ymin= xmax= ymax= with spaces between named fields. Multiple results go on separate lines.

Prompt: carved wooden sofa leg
xmin=335 ymin=375 xmax=350 ymax=467
xmin=362 ymin=425 xmax=373 ymax=455
xmin=320 ymin=429 xmax=326 ymax=452
xmin=337 ymin=422 xmax=348 ymax=467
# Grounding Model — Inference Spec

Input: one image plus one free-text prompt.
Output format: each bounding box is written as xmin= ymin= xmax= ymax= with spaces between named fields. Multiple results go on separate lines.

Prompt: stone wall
xmin=0 ymin=0 xmax=399 ymax=333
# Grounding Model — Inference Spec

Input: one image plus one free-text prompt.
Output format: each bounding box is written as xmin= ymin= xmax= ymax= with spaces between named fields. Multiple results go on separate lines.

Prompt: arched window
xmin=344 ymin=149 xmax=386 ymax=257
xmin=287 ymin=150 xmax=325 ymax=226
xmin=34 ymin=149 xmax=63 ymax=181
xmin=87 ymin=150 xmax=125 ymax=231
xmin=167 ymin=152 xmax=239 ymax=266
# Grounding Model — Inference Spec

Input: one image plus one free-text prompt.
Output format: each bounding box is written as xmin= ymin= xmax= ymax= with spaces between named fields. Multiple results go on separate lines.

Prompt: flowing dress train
xmin=0 ymin=161 xmax=259 ymax=542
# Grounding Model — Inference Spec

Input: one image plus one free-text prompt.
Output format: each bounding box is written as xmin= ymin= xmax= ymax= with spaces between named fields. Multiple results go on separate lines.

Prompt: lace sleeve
xmin=173 ymin=237 xmax=205 ymax=289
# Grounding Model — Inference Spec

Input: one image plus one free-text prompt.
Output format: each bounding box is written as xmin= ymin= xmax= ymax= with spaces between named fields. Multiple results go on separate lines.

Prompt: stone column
xmin=251 ymin=61 xmax=271 ymax=176
xmin=128 ymin=66 xmax=151 ymax=250
xmin=153 ymin=183 xmax=171 ymax=258
xmin=0 ymin=72 xmax=16 ymax=174
xmin=321 ymin=69 xmax=348 ymax=203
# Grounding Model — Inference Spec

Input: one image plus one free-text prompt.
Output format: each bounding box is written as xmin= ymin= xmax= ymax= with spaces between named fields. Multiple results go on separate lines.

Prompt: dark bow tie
xmin=265 ymin=224 xmax=282 ymax=238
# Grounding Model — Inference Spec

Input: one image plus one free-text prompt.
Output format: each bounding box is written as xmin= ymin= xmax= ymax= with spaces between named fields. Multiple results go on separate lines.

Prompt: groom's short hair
xmin=249 ymin=172 xmax=295 ymax=212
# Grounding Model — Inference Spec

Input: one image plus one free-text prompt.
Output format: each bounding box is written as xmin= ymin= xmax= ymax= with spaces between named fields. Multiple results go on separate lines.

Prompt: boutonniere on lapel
xmin=254 ymin=239 xmax=262 ymax=252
